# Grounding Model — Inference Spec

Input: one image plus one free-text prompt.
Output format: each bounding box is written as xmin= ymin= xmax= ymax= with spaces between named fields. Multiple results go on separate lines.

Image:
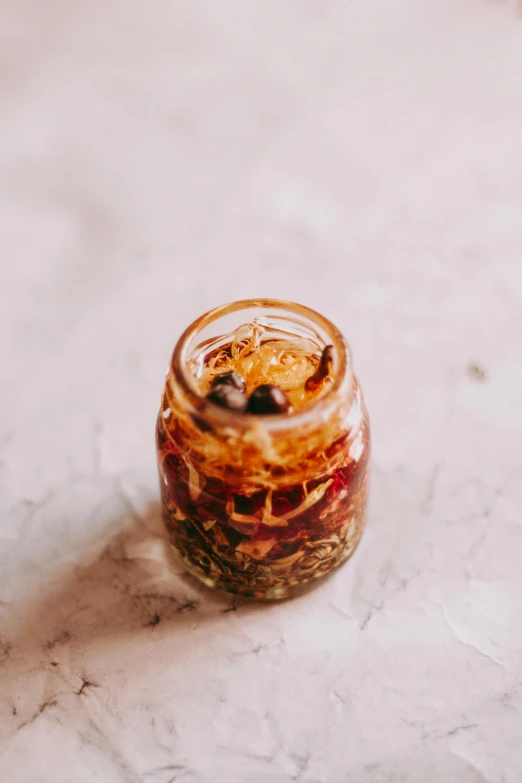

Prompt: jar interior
xmin=158 ymin=300 xmax=368 ymax=599
xmin=175 ymin=300 xmax=350 ymax=418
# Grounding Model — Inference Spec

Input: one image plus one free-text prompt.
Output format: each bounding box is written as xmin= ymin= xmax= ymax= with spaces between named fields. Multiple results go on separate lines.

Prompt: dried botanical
xmin=157 ymin=318 xmax=370 ymax=599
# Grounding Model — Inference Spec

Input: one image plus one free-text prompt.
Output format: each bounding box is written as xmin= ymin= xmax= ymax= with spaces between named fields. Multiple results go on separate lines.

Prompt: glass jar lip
xmin=171 ymin=298 xmax=352 ymax=431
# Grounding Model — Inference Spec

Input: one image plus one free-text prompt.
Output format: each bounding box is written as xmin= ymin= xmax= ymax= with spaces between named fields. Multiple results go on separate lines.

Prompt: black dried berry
xmin=206 ymin=384 xmax=247 ymax=412
xmin=210 ymin=371 xmax=247 ymax=394
xmin=246 ymin=384 xmax=291 ymax=415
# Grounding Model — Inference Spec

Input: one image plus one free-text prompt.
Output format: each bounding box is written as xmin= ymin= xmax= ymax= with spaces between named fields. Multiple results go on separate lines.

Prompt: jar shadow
xmin=0 ymin=500 xmax=285 ymax=744
xmin=2 ymin=506 xmax=269 ymax=688
xmin=6 ymin=502 xmax=261 ymax=657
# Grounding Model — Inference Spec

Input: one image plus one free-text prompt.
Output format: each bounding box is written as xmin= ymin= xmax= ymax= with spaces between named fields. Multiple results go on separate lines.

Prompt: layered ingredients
xmin=156 ymin=316 xmax=370 ymax=599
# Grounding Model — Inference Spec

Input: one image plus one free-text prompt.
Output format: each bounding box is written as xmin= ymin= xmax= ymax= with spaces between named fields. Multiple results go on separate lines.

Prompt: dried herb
xmin=159 ymin=430 xmax=369 ymax=599
xmin=157 ymin=322 xmax=370 ymax=599
xmin=305 ymin=345 xmax=334 ymax=391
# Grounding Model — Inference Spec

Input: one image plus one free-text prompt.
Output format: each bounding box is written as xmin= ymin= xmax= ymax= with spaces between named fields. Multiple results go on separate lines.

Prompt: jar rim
xmin=170 ymin=298 xmax=352 ymax=432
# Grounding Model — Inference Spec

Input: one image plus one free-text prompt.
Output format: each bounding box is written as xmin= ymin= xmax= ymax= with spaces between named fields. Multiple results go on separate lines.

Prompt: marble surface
xmin=1 ymin=1 xmax=522 ymax=781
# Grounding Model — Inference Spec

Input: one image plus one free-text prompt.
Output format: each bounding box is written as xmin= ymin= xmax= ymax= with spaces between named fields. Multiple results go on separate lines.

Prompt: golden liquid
xmin=189 ymin=320 xmax=330 ymax=410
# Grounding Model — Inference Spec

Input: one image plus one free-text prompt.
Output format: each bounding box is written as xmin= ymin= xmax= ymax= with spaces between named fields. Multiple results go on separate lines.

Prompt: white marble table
xmin=1 ymin=1 xmax=522 ymax=781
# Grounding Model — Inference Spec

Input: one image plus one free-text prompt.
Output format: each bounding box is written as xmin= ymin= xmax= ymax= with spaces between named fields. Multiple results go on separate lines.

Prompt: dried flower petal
xmin=182 ymin=455 xmax=204 ymax=501
xmin=236 ymin=537 xmax=278 ymax=560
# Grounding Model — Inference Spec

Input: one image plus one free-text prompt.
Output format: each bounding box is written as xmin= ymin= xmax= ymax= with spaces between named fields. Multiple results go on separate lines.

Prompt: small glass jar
xmin=156 ymin=300 xmax=370 ymax=600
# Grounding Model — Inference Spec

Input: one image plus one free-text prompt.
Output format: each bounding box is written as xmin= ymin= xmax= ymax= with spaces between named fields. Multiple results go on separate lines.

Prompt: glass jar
xmin=156 ymin=299 xmax=370 ymax=600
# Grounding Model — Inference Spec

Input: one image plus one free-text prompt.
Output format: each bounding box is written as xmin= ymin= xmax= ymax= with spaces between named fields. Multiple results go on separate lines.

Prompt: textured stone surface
xmin=1 ymin=1 xmax=522 ymax=781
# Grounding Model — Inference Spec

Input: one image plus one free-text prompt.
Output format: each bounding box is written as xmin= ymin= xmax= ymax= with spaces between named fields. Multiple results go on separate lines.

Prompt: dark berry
xmin=246 ymin=384 xmax=291 ymax=415
xmin=210 ymin=371 xmax=247 ymax=394
xmin=206 ymin=384 xmax=247 ymax=412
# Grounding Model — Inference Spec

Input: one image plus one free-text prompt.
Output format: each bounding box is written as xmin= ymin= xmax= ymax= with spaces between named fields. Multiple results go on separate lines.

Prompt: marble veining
xmin=1 ymin=0 xmax=522 ymax=781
